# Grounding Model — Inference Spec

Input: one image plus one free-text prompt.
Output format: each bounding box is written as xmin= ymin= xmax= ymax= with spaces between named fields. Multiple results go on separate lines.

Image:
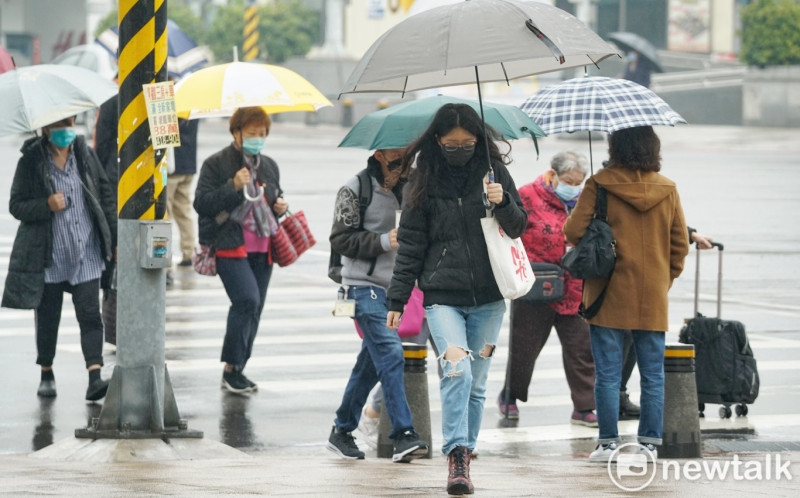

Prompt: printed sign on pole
xmin=143 ymin=81 xmax=181 ymax=149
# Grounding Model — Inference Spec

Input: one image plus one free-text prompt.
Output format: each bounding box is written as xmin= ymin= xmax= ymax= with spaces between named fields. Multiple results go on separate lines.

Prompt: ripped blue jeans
xmin=425 ymin=300 xmax=506 ymax=455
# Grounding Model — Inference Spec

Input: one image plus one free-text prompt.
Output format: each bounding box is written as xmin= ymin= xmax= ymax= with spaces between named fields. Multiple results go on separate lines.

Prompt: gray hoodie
xmin=330 ymin=170 xmax=401 ymax=289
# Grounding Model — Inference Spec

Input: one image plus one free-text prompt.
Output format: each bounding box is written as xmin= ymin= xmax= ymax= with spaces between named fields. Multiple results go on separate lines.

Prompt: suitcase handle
xmin=693 ymin=242 xmax=724 ymax=318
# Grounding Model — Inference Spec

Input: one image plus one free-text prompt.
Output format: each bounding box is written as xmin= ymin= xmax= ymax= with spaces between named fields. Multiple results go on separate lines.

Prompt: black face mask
xmin=441 ymin=146 xmax=475 ymax=167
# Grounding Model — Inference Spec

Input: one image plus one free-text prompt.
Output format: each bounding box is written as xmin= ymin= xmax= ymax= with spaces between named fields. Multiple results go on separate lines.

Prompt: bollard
xmin=659 ymin=343 xmax=702 ymax=458
xmin=377 ymin=343 xmax=432 ymax=459
xmin=341 ymin=98 xmax=354 ymax=127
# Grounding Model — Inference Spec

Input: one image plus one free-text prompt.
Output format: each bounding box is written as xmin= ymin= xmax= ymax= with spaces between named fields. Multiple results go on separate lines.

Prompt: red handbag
xmin=271 ymin=225 xmax=299 ymax=267
xmin=272 ymin=210 xmax=315 ymax=267
xmin=192 ymin=245 xmax=217 ymax=276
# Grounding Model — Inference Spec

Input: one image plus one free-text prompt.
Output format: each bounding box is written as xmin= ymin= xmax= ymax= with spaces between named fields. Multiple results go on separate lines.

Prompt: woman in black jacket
xmin=386 ymin=104 xmax=527 ymax=495
xmin=193 ymin=107 xmax=288 ymax=394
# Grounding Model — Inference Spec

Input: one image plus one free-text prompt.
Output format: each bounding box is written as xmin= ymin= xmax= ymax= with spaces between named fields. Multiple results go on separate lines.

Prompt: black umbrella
xmin=607 ymin=32 xmax=663 ymax=72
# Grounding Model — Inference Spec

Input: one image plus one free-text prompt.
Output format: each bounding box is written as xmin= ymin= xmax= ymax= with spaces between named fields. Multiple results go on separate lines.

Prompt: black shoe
xmin=392 ymin=430 xmax=428 ymax=463
xmin=239 ymin=371 xmax=258 ymax=391
xmin=326 ymin=426 xmax=365 ymax=460
xmin=619 ymin=390 xmax=641 ymax=420
xmin=166 ymin=271 xmax=174 ymax=287
xmin=177 ymin=259 xmax=192 ymax=267
xmin=86 ymin=378 xmax=109 ymax=401
xmin=37 ymin=379 xmax=57 ymax=397
xmin=221 ymin=370 xmax=253 ymax=394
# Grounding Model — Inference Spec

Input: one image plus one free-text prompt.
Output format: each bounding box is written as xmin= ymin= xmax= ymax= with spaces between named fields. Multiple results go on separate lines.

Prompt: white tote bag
xmin=480 ymin=174 xmax=535 ymax=300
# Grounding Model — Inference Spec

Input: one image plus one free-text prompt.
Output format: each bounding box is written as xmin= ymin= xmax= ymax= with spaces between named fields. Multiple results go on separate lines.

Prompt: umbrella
xmin=0 ymin=46 xmax=14 ymax=74
xmin=0 ymin=64 xmax=118 ymax=137
xmin=174 ymin=61 xmax=332 ymax=119
xmin=96 ymin=19 xmax=210 ymax=78
xmin=51 ymin=44 xmax=119 ymax=80
xmin=340 ymin=0 xmax=619 ymax=95
xmin=519 ymin=76 xmax=686 ymax=171
xmin=607 ymin=32 xmax=662 ymax=73
xmin=338 ymin=95 xmax=546 ymax=150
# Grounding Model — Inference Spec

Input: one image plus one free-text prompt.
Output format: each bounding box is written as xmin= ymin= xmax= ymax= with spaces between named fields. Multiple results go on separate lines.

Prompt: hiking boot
xmin=357 ymin=409 xmax=379 ymax=450
xmin=497 ymin=392 xmax=519 ymax=420
xmin=85 ymin=378 xmax=109 ymax=401
xmin=326 ymin=426 xmax=365 ymax=460
xmin=447 ymin=446 xmax=474 ymax=495
xmin=221 ymin=370 xmax=253 ymax=394
xmin=638 ymin=442 xmax=658 ymax=462
xmin=392 ymin=430 xmax=428 ymax=462
xmin=37 ymin=379 xmax=57 ymax=398
xmin=619 ymin=390 xmax=640 ymax=420
xmin=589 ymin=442 xmax=619 ymax=463
xmin=570 ymin=409 xmax=598 ymax=427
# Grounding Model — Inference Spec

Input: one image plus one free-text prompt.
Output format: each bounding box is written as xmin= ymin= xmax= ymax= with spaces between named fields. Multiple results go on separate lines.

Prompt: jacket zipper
xmin=458 ymin=198 xmax=478 ymax=306
xmin=429 ymin=247 xmax=447 ymax=280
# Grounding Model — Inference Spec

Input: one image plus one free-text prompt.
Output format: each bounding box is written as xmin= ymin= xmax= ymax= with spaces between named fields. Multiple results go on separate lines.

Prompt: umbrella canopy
xmin=0 ymin=46 xmax=14 ymax=74
xmin=339 ymin=95 xmax=546 ymax=150
xmin=519 ymin=76 xmax=686 ymax=135
xmin=51 ymin=44 xmax=118 ymax=80
xmin=341 ymin=0 xmax=619 ymax=95
xmin=96 ymin=19 xmax=209 ymax=78
xmin=607 ymin=32 xmax=662 ymax=72
xmin=0 ymin=64 xmax=118 ymax=137
xmin=174 ymin=61 xmax=332 ymax=119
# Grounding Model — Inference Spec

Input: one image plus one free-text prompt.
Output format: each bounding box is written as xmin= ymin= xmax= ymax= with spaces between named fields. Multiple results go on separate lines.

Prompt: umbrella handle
xmin=243 ymin=183 xmax=264 ymax=202
xmin=522 ymin=127 xmax=540 ymax=159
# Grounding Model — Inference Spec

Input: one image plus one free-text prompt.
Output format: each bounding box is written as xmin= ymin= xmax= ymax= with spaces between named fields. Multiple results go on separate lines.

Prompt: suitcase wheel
xmin=719 ymin=405 xmax=732 ymax=419
xmin=735 ymin=403 xmax=749 ymax=417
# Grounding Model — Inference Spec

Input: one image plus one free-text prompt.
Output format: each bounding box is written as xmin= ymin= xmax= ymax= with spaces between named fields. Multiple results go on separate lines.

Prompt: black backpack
xmin=327 ymin=169 xmax=373 ymax=283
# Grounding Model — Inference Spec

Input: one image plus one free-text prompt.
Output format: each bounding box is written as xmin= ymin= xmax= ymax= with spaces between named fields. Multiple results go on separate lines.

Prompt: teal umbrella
xmin=338 ymin=95 xmax=546 ymax=151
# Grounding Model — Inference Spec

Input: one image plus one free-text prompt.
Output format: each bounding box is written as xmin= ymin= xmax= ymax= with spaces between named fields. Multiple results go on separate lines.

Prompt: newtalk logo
xmin=608 ymin=443 xmax=794 ymax=492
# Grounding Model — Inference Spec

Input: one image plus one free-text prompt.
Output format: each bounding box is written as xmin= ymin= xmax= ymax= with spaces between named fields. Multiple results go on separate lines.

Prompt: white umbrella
xmin=0 ymin=64 xmax=118 ymax=137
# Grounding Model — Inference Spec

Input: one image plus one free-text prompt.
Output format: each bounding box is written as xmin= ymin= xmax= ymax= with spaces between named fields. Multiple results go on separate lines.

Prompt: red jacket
xmin=518 ymin=173 xmax=582 ymax=315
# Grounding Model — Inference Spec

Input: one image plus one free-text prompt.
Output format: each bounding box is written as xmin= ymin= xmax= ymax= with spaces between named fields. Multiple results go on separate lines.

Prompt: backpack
xmin=327 ymin=169 xmax=373 ymax=283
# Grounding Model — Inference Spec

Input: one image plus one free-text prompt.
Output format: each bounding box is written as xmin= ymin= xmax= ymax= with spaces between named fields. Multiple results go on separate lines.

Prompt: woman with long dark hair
xmin=386 ymin=104 xmax=527 ymax=495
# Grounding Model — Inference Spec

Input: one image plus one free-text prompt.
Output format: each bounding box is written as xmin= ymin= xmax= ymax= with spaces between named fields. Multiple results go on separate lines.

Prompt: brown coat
xmin=563 ymin=167 xmax=689 ymax=332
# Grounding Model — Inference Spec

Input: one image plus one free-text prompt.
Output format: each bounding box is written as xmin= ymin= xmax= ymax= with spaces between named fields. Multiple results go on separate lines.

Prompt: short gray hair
xmin=550 ymin=151 xmax=589 ymax=178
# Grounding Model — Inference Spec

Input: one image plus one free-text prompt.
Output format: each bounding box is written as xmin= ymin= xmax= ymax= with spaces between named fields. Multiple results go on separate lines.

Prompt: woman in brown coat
xmin=563 ymin=126 xmax=689 ymax=463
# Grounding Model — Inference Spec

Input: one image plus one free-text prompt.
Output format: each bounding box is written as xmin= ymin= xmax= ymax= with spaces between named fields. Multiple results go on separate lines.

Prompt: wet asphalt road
xmin=1 ymin=119 xmax=800 ymax=459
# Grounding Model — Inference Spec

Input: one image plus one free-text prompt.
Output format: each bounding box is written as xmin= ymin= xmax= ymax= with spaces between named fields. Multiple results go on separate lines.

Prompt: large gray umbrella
xmin=607 ymin=32 xmax=662 ymax=72
xmin=340 ymin=0 xmax=619 ymax=95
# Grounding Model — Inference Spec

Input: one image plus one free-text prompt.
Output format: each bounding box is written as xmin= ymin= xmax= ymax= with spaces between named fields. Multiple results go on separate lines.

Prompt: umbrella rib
xmin=500 ymin=62 xmax=510 ymax=86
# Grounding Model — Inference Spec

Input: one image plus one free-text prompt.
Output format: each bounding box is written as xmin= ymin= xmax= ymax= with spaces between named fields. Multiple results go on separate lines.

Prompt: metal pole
xmin=243 ymin=0 xmax=259 ymax=61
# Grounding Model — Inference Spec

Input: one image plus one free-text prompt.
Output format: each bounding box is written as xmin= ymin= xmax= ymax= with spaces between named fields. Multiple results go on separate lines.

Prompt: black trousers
xmin=35 ymin=279 xmax=104 ymax=368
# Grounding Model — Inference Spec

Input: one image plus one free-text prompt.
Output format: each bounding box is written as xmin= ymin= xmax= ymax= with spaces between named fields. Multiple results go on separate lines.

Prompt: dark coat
xmin=172 ymin=119 xmax=199 ymax=175
xmin=194 ymin=145 xmax=282 ymax=250
xmin=2 ymin=135 xmax=117 ymax=309
xmin=387 ymin=158 xmax=527 ymax=310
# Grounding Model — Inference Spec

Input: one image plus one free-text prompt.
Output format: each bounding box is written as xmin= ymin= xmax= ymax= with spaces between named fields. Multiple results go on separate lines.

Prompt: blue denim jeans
xmin=334 ymin=286 xmax=414 ymax=439
xmin=425 ymin=300 xmax=506 ymax=455
xmin=589 ymin=325 xmax=665 ymax=445
xmin=216 ymin=253 xmax=272 ymax=368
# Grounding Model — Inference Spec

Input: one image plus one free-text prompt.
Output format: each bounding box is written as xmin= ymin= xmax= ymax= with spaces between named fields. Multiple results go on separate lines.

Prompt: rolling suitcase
xmin=678 ymin=242 xmax=759 ymax=418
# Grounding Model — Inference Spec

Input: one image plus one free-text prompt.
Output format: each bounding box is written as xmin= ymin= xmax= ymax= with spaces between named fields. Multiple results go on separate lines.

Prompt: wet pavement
xmin=1 ymin=119 xmax=800 ymax=495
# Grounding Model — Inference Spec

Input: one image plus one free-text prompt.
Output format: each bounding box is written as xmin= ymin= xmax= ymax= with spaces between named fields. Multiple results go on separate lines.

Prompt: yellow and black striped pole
xmin=243 ymin=0 xmax=259 ymax=61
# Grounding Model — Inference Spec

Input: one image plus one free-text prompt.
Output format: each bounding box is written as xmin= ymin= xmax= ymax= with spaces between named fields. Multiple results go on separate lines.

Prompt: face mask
xmin=49 ymin=127 xmax=76 ymax=148
xmin=441 ymin=146 xmax=475 ymax=167
xmin=554 ymin=182 xmax=581 ymax=201
xmin=242 ymin=137 xmax=265 ymax=155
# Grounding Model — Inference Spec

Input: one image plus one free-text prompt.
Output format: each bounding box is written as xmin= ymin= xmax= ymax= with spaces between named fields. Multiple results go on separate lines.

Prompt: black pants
xmin=35 ymin=279 xmax=104 ymax=369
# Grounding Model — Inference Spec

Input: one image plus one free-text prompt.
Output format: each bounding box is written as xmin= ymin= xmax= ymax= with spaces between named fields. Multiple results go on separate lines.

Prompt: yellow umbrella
xmin=174 ymin=61 xmax=332 ymax=119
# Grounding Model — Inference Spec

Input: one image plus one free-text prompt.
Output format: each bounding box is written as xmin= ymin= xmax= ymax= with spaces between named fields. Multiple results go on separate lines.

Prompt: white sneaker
xmin=357 ymin=410 xmax=379 ymax=450
xmin=638 ymin=443 xmax=658 ymax=462
xmin=589 ymin=442 xmax=619 ymax=463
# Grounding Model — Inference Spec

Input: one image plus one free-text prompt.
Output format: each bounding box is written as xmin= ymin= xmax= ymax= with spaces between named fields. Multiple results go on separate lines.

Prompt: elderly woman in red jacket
xmin=497 ymin=151 xmax=597 ymax=427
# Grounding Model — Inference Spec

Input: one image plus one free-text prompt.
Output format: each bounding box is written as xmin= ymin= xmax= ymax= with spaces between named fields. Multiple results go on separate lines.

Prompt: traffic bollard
xmin=659 ymin=343 xmax=702 ymax=458
xmin=377 ymin=343 xmax=432 ymax=459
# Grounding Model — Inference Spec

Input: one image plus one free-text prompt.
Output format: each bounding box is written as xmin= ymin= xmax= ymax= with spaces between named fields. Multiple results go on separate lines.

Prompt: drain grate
xmin=711 ymin=441 xmax=800 ymax=452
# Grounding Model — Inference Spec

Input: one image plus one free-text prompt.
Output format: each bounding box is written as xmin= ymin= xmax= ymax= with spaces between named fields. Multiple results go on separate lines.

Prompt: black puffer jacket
xmin=2 ymin=135 xmax=117 ymax=309
xmin=387 ymin=158 xmax=527 ymax=311
xmin=194 ymin=144 xmax=282 ymax=250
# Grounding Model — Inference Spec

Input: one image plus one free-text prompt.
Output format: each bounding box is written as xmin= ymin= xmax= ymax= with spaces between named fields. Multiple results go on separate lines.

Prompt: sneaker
xmin=239 ymin=371 xmax=258 ymax=392
xmin=357 ymin=409 xmax=379 ymax=450
xmin=589 ymin=442 xmax=619 ymax=463
xmin=447 ymin=446 xmax=474 ymax=495
xmin=392 ymin=430 xmax=428 ymax=463
xmin=638 ymin=442 xmax=658 ymax=462
xmin=37 ymin=379 xmax=57 ymax=398
xmin=497 ymin=392 xmax=519 ymax=420
xmin=326 ymin=426 xmax=365 ymax=460
xmin=85 ymin=378 xmax=109 ymax=401
xmin=177 ymin=259 xmax=192 ymax=267
xmin=221 ymin=370 xmax=253 ymax=394
xmin=570 ymin=410 xmax=599 ymax=427
xmin=619 ymin=391 xmax=640 ymax=420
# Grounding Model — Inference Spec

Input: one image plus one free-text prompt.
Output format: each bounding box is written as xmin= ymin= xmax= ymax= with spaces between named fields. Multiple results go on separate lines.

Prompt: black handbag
xmin=518 ymin=262 xmax=565 ymax=303
xmin=561 ymin=185 xmax=616 ymax=319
